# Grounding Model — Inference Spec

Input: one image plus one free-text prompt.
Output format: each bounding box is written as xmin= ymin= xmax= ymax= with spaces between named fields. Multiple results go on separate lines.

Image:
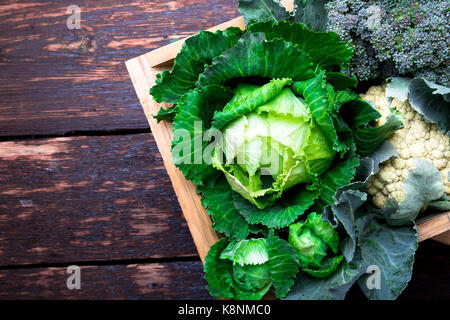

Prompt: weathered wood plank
xmin=146 ymin=0 xmax=295 ymax=67
xmin=0 ymin=241 xmax=448 ymax=300
xmin=431 ymin=230 xmax=450 ymax=245
xmin=417 ymin=212 xmax=450 ymax=242
xmin=0 ymin=261 xmax=211 ymax=299
xmin=126 ymin=63 xmax=220 ymax=264
xmin=0 ymin=0 xmax=239 ymax=137
xmin=0 ymin=133 xmax=197 ymax=266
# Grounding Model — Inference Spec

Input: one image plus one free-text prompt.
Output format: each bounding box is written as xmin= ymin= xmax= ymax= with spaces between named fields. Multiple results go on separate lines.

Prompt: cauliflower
xmin=361 ymin=83 xmax=450 ymax=208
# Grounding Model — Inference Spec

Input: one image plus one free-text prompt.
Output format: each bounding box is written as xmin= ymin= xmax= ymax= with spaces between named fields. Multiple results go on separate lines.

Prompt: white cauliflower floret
xmin=361 ymin=83 xmax=450 ymax=208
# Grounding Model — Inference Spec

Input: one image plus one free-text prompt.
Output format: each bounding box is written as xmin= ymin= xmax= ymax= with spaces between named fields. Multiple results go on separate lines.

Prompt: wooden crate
xmin=125 ymin=0 xmax=450 ymax=263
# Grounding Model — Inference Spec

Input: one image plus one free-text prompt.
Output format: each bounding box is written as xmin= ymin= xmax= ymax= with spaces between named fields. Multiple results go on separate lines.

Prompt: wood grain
xmin=0 ymin=0 xmax=239 ymax=137
xmin=417 ymin=212 xmax=450 ymax=242
xmin=0 ymin=261 xmax=211 ymax=299
xmin=0 ymin=133 xmax=198 ymax=266
xmin=147 ymin=0 xmax=295 ymax=67
xmin=126 ymin=63 xmax=220 ymax=264
xmin=431 ymin=230 xmax=450 ymax=245
xmin=1 ymin=242 xmax=448 ymax=300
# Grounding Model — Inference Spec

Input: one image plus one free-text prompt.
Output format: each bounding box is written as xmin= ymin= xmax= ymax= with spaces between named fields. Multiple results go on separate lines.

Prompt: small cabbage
xmin=289 ymin=212 xmax=343 ymax=278
xmin=205 ymin=236 xmax=299 ymax=300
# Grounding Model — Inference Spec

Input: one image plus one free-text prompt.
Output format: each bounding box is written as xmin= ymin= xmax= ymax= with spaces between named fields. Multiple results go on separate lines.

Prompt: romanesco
xmin=361 ymin=84 xmax=450 ymax=208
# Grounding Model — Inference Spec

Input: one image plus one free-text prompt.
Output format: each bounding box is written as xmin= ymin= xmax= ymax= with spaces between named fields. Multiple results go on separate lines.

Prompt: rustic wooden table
xmin=0 ymin=0 xmax=448 ymax=300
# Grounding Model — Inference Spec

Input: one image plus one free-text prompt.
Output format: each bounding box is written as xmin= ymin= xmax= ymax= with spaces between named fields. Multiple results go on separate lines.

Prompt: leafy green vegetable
xmin=233 ymin=187 xmax=318 ymax=229
xmin=171 ymin=85 xmax=232 ymax=185
xmin=149 ymin=0 xmax=405 ymax=300
xmin=238 ymin=0 xmax=292 ymax=24
xmin=150 ymin=28 xmax=243 ymax=104
xmin=197 ymin=33 xmax=315 ymax=88
xmin=204 ymin=235 xmax=299 ymax=299
xmin=212 ymin=77 xmax=337 ymax=209
xmin=204 ymin=238 xmax=235 ymax=299
xmin=284 ymin=249 xmax=365 ymax=300
xmin=294 ymin=0 xmax=330 ymax=31
xmin=356 ymin=215 xmax=418 ymax=300
xmin=384 ymin=158 xmax=448 ymax=225
xmin=289 ymin=212 xmax=343 ymax=278
xmin=386 ymin=77 xmax=450 ymax=136
xmin=247 ymin=20 xmax=352 ymax=70
xmin=198 ymin=177 xmax=253 ymax=240
xmin=322 ymin=142 xmax=420 ymax=299
xmin=154 ymin=107 xmax=176 ymax=123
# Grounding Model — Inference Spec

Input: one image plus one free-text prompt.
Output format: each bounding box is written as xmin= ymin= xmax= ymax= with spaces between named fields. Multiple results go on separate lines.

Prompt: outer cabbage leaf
xmin=284 ymin=251 xmax=365 ymax=300
xmin=198 ymin=177 xmax=252 ymax=240
xmin=293 ymin=71 xmax=341 ymax=152
xmin=233 ymin=187 xmax=318 ymax=228
xmin=204 ymin=238 xmax=235 ymax=299
xmin=247 ymin=20 xmax=352 ymax=70
xmin=154 ymin=107 xmax=176 ymax=123
xmin=221 ymin=238 xmax=269 ymax=266
xmin=293 ymin=0 xmax=330 ymax=31
xmin=326 ymin=72 xmax=357 ymax=90
xmin=384 ymin=158 xmax=447 ymax=226
xmin=341 ymin=98 xmax=404 ymax=156
xmin=238 ymin=0 xmax=293 ymax=24
xmin=319 ymin=149 xmax=360 ymax=205
xmin=266 ymin=234 xmax=300 ymax=298
xmin=196 ymin=33 xmax=315 ymax=88
xmin=171 ymin=85 xmax=233 ymax=185
xmin=150 ymin=28 xmax=243 ymax=103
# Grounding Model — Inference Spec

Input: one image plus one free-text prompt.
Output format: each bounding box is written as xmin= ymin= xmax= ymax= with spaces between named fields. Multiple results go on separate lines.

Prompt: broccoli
xmin=326 ymin=0 xmax=449 ymax=86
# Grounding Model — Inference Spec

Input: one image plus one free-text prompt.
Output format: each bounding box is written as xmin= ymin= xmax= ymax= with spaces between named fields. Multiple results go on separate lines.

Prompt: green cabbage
xmin=149 ymin=0 xmax=407 ymax=301
xmin=289 ymin=212 xmax=343 ymax=278
xmin=205 ymin=236 xmax=299 ymax=300
xmin=212 ymin=80 xmax=336 ymax=209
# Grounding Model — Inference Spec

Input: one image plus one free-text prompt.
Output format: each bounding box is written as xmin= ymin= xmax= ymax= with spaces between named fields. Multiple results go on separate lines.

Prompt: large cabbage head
xmin=212 ymin=80 xmax=336 ymax=209
xmin=151 ymin=20 xmax=403 ymax=232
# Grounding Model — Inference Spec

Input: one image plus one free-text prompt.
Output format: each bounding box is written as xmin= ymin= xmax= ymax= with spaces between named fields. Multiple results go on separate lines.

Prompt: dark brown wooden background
xmin=0 ymin=0 xmax=448 ymax=300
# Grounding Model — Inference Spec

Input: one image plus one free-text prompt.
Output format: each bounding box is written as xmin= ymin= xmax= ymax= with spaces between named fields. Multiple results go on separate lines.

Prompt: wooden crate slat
xmin=417 ymin=212 xmax=450 ymax=242
xmin=0 ymin=134 xmax=197 ymax=266
xmin=126 ymin=59 xmax=220 ymax=264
